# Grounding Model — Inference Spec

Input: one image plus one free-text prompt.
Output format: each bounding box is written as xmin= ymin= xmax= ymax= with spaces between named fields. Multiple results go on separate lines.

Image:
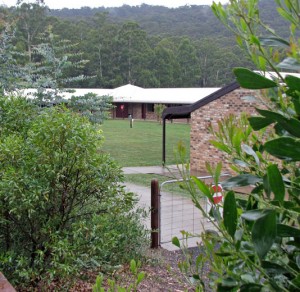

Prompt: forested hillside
xmin=49 ymin=1 xmax=289 ymax=39
xmin=0 ymin=0 xmax=290 ymax=89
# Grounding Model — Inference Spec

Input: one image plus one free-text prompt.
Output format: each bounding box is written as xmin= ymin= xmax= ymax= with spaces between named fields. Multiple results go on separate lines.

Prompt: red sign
xmin=211 ymin=184 xmax=223 ymax=204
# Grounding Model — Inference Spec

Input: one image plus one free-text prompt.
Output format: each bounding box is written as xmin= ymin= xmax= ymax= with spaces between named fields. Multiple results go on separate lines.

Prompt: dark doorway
xmin=142 ymin=103 xmax=146 ymax=119
xmin=116 ymin=103 xmax=128 ymax=118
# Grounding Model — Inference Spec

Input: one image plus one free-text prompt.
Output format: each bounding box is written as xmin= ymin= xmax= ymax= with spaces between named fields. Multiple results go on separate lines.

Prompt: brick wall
xmin=190 ymin=88 xmax=261 ymax=173
xmin=130 ymin=103 xmax=142 ymax=119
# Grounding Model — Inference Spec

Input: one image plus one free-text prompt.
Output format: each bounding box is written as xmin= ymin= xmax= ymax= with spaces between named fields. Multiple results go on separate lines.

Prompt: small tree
xmin=68 ymin=93 xmax=114 ymax=124
xmin=154 ymin=103 xmax=166 ymax=124
xmin=0 ymin=26 xmax=25 ymax=93
xmin=23 ymin=30 xmax=90 ymax=105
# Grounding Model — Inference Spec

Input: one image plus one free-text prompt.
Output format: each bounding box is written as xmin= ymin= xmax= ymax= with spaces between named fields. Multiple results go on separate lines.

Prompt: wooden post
xmin=151 ymin=179 xmax=160 ymax=248
xmin=162 ymin=118 xmax=166 ymax=165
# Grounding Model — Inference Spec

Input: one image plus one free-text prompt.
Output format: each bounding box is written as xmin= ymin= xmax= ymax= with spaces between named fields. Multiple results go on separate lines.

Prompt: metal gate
xmin=159 ymin=175 xmax=230 ymax=250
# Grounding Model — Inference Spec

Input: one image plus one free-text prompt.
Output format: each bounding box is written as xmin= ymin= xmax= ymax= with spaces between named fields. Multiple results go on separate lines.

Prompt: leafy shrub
xmin=0 ymin=99 xmax=148 ymax=287
xmin=174 ymin=0 xmax=300 ymax=291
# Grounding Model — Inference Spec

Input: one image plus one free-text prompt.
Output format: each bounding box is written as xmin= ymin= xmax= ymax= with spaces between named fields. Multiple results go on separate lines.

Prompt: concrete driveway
xmin=123 ymin=166 xmax=216 ymax=251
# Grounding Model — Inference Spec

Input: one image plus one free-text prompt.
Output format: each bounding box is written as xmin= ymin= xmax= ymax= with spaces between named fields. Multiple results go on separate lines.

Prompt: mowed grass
xmin=100 ymin=119 xmax=190 ymax=167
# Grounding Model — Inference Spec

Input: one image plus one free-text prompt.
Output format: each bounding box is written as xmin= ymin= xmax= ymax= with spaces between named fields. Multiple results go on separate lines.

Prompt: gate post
xmin=151 ymin=179 xmax=160 ymax=248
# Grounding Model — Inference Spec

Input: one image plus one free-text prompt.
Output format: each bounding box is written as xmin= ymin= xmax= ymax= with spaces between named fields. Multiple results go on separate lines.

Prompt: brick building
xmin=111 ymin=84 xmax=220 ymax=120
xmin=162 ymin=82 xmax=261 ymax=173
xmin=20 ymin=84 xmax=220 ymax=121
xmin=21 ymin=84 xmax=220 ymax=121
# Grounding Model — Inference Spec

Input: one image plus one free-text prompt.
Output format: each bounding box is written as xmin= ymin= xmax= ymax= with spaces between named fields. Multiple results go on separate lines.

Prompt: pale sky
xmin=0 ymin=0 xmax=228 ymax=9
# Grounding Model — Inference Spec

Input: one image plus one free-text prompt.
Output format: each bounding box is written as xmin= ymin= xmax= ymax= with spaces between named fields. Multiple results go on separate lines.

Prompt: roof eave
xmin=162 ymin=81 xmax=240 ymax=120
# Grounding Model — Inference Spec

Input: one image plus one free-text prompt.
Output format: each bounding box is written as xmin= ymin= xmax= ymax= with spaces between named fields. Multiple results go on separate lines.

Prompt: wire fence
xmin=159 ymin=175 xmax=230 ymax=249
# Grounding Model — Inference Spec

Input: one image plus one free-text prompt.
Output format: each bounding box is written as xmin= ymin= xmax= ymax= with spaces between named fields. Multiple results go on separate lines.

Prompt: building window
xmin=147 ymin=103 xmax=154 ymax=112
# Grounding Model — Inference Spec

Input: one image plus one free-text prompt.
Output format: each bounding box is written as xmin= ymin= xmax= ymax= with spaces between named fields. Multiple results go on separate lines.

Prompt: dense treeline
xmin=48 ymin=1 xmax=289 ymax=39
xmin=0 ymin=0 xmax=287 ymax=88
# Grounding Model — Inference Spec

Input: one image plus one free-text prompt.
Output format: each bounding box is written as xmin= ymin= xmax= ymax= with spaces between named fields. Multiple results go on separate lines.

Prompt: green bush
xmin=174 ymin=1 xmax=300 ymax=291
xmin=0 ymin=98 xmax=148 ymax=287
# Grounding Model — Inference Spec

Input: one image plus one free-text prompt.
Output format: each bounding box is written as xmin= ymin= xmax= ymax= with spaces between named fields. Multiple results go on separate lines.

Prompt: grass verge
xmin=100 ymin=119 xmax=190 ymax=167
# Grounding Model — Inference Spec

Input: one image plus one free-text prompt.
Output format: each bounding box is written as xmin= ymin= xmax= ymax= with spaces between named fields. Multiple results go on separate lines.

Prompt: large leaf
xmin=248 ymin=116 xmax=273 ymax=130
xmin=257 ymin=108 xmax=300 ymax=138
xmin=285 ymin=75 xmax=300 ymax=91
xmin=252 ymin=210 xmax=277 ymax=259
xmin=214 ymin=162 xmax=222 ymax=186
xmin=233 ymin=159 xmax=249 ymax=167
xmin=192 ymin=176 xmax=213 ymax=201
xmin=262 ymin=261 xmax=287 ymax=275
xmin=267 ymin=164 xmax=285 ymax=203
xmin=277 ymin=224 xmax=300 ymax=237
xmin=210 ymin=140 xmax=231 ymax=154
xmin=242 ymin=209 xmax=272 ymax=221
xmin=233 ymin=68 xmax=277 ymax=89
xmin=221 ymin=174 xmax=262 ymax=189
xmin=241 ymin=144 xmax=260 ymax=165
xmin=223 ymin=191 xmax=237 ymax=239
xmin=277 ymin=57 xmax=300 ymax=71
xmin=259 ymin=37 xmax=289 ymax=47
xmin=264 ymin=137 xmax=300 ymax=161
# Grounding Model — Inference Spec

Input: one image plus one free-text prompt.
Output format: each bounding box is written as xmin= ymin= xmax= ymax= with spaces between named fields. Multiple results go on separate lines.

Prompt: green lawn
xmin=100 ymin=119 xmax=190 ymax=167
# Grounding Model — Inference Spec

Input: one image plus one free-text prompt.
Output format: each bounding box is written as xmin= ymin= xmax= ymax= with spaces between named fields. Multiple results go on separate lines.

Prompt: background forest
xmin=0 ymin=0 xmax=290 ymax=89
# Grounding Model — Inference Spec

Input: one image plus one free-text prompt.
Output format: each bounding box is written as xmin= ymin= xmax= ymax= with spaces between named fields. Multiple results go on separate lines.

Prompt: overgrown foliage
xmin=174 ymin=0 xmax=300 ymax=291
xmin=93 ymin=259 xmax=145 ymax=292
xmin=0 ymin=98 xmax=148 ymax=287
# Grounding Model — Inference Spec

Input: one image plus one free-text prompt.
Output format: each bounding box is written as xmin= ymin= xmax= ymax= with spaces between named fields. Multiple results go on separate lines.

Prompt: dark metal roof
xmin=162 ymin=82 xmax=240 ymax=120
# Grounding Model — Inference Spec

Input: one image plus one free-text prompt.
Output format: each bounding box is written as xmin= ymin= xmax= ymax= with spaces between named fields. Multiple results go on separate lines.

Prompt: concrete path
xmin=123 ymin=166 xmax=216 ymax=251
xmin=123 ymin=165 xmax=181 ymax=177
